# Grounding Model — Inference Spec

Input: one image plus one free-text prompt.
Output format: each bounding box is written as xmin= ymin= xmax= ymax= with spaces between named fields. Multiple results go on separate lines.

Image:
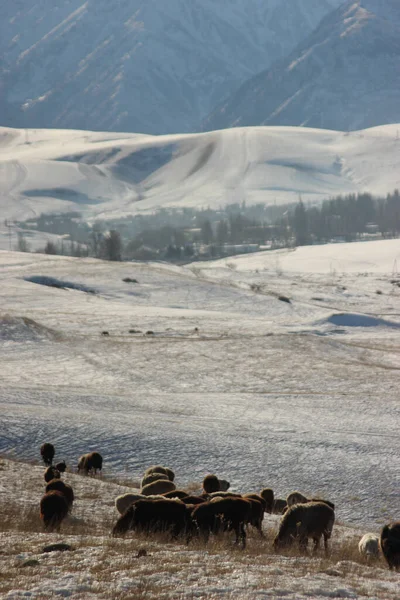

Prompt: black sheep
xmin=191 ymin=497 xmax=252 ymax=549
xmin=112 ymin=498 xmax=190 ymax=539
xmin=46 ymin=479 xmax=74 ymax=510
xmin=380 ymin=522 xmax=400 ymax=570
xmin=44 ymin=466 xmax=60 ymax=483
xmin=40 ymin=443 xmax=55 ymax=466
xmin=40 ymin=490 xmax=69 ymax=531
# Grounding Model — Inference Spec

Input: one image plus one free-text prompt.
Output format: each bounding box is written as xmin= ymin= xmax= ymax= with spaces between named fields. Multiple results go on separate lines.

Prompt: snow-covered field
xmin=0 ymin=240 xmax=399 ymax=598
xmin=1 ymin=124 xmax=400 ymax=227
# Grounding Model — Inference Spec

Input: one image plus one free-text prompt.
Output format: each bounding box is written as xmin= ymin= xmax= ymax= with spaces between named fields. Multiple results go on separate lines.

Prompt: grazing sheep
xmin=243 ymin=497 xmax=264 ymax=537
xmin=44 ymin=466 xmax=60 ymax=483
xmin=40 ymin=491 xmax=69 ymax=531
xmin=244 ymin=493 xmax=267 ymax=512
xmin=45 ymin=479 xmax=74 ymax=510
xmin=163 ymin=490 xmax=189 ymax=499
xmin=115 ymin=493 xmax=167 ymax=515
xmin=112 ymin=498 xmax=190 ymax=538
xmin=218 ymin=479 xmax=230 ymax=492
xmin=55 ymin=461 xmax=67 ymax=473
xmin=380 ymin=522 xmax=400 ymax=570
xmin=273 ymin=499 xmax=287 ymax=514
xmin=77 ymin=452 xmax=103 ymax=475
xmin=358 ymin=533 xmax=380 ymax=561
xmin=286 ymin=491 xmax=309 ymax=507
xmin=191 ymin=497 xmax=252 ymax=549
xmin=141 ymin=472 xmax=169 ymax=488
xmin=209 ymin=491 xmax=242 ymax=499
xmin=180 ymin=495 xmax=207 ymax=505
xmin=260 ymin=488 xmax=274 ymax=513
xmin=40 ymin=443 xmax=55 ymax=466
xmin=202 ymin=474 xmax=220 ymax=494
xmin=274 ymin=502 xmax=335 ymax=554
xmin=287 ymin=491 xmax=335 ymax=512
xmin=141 ymin=479 xmax=176 ymax=496
xmin=143 ymin=465 xmax=175 ymax=482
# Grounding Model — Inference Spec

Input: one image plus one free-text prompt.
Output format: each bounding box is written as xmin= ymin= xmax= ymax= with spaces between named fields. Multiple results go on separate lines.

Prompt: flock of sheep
xmin=38 ymin=443 xmax=400 ymax=571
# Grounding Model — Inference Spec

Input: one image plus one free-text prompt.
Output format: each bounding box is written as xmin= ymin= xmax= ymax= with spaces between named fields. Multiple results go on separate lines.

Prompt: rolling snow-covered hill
xmin=1 ymin=124 xmax=400 ymax=224
xmin=0 ymin=0 xmax=342 ymax=134
xmin=203 ymin=0 xmax=400 ymax=132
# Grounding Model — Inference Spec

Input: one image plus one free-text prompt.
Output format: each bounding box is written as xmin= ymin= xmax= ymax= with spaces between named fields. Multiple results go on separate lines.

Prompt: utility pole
xmin=4 ymin=219 xmax=13 ymax=250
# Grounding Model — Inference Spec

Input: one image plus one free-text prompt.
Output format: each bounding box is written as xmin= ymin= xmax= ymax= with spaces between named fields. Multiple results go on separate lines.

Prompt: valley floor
xmin=0 ymin=241 xmax=399 ymax=597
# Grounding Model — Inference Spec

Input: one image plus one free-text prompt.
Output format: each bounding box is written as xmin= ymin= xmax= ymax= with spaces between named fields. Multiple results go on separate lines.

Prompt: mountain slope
xmin=0 ymin=0 xmax=342 ymax=134
xmin=1 ymin=123 xmax=400 ymax=223
xmin=203 ymin=0 xmax=400 ymax=132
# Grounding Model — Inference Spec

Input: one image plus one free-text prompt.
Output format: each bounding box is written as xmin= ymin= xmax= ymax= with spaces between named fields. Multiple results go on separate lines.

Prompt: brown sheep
xmin=273 ymin=499 xmax=288 ymax=514
xmin=141 ymin=479 xmax=176 ymax=496
xmin=115 ymin=493 xmax=166 ymax=515
xmin=163 ymin=490 xmax=190 ymax=499
xmin=218 ymin=479 xmax=230 ymax=491
xmin=141 ymin=472 xmax=169 ymax=488
xmin=44 ymin=466 xmax=60 ymax=483
xmin=244 ymin=493 xmax=267 ymax=511
xmin=274 ymin=502 xmax=335 ymax=554
xmin=260 ymin=488 xmax=274 ymax=513
xmin=243 ymin=497 xmax=264 ymax=537
xmin=286 ymin=491 xmax=309 ymax=507
xmin=191 ymin=497 xmax=252 ymax=549
xmin=40 ymin=491 xmax=69 ymax=531
xmin=112 ymin=498 xmax=190 ymax=539
xmin=40 ymin=443 xmax=55 ymax=466
xmin=143 ymin=465 xmax=175 ymax=482
xmin=45 ymin=479 xmax=74 ymax=510
xmin=77 ymin=452 xmax=103 ymax=475
xmin=380 ymin=522 xmax=400 ymax=570
xmin=287 ymin=491 xmax=335 ymax=511
xmin=180 ymin=495 xmax=207 ymax=505
xmin=55 ymin=461 xmax=67 ymax=473
xmin=202 ymin=474 xmax=220 ymax=494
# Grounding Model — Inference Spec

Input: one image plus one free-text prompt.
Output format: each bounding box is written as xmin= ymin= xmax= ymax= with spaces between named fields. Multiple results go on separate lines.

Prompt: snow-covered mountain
xmin=0 ymin=0 xmax=342 ymax=134
xmin=1 ymin=123 xmax=400 ymax=223
xmin=203 ymin=0 xmax=400 ymax=132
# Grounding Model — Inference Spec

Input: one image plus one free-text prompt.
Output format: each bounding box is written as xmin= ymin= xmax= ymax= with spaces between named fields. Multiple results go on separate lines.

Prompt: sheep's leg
xmin=299 ymin=534 xmax=308 ymax=553
xmin=312 ymin=536 xmax=320 ymax=553
xmin=323 ymin=532 xmax=331 ymax=556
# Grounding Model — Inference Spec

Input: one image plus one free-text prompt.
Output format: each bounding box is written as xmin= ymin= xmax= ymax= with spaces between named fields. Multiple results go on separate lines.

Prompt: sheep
xmin=40 ymin=443 xmax=55 ymax=466
xmin=40 ymin=491 xmax=69 ymax=531
xmin=143 ymin=465 xmax=175 ymax=482
xmin=180 ymin=495 xmax=207 ymax=505
xmin=218 ymin=479 xmax=230 ymax=492
xmin=202 ymin=474 xmax=220 ymax=494
xmin=163 ymin=490 xmax=190 ymax=499
xmin=112 ymin=498 xmax=190 ymax=539
xmin=358 ymin=533 xmax=380 ymax=561
xmin=115 ymin=493 xmax=167 ymax=515
xmin=380 ymin=522 xmax=400 ymax=570
xmin=274 ymin=502 xmax=335 ymax=555
xmin=44 ymin=466 xmax=60 ymax=483
xmin=141 ymin=472 xmax=169 ymax=488
xmin=260 ymin=488 xmax=275 ymax=513
xmin=55 ymin=461 xmax=67 ymax=473
xmin=191 ymin=497 xmax=252 ymax=549
xmin=77 ymin=452 xmax=103 ymax=475
xmin=243 ymin=497 xmax=264 ymax=537
xmin=273 ymin=499 xmax=288 ymax=514
xmin=45 ymin=479 xmax=74 ymax=510
xmin=287 ymin=491 xmax=335 ymax=511
xmin=141 ymin=479 xmax=176 ymax=496
xmin=286 ymin=491 xmax=309 ymax=507
xmin=209 ymin=491 xmax=242 ymax=499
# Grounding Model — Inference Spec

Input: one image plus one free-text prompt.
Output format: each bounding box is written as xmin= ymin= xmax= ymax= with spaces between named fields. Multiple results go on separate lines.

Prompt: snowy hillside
xmin=203 ymin=0 xmax=400 ymax=132
xmin=0 ymin=239 xmax=399 ymax=534
xmin=0 ymin=458 xmax=399 ymax=599
xmin=1 ymin=124 xmax=400 ymax=224
xmin=0 ymin=0 xmax=342 ymax=135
